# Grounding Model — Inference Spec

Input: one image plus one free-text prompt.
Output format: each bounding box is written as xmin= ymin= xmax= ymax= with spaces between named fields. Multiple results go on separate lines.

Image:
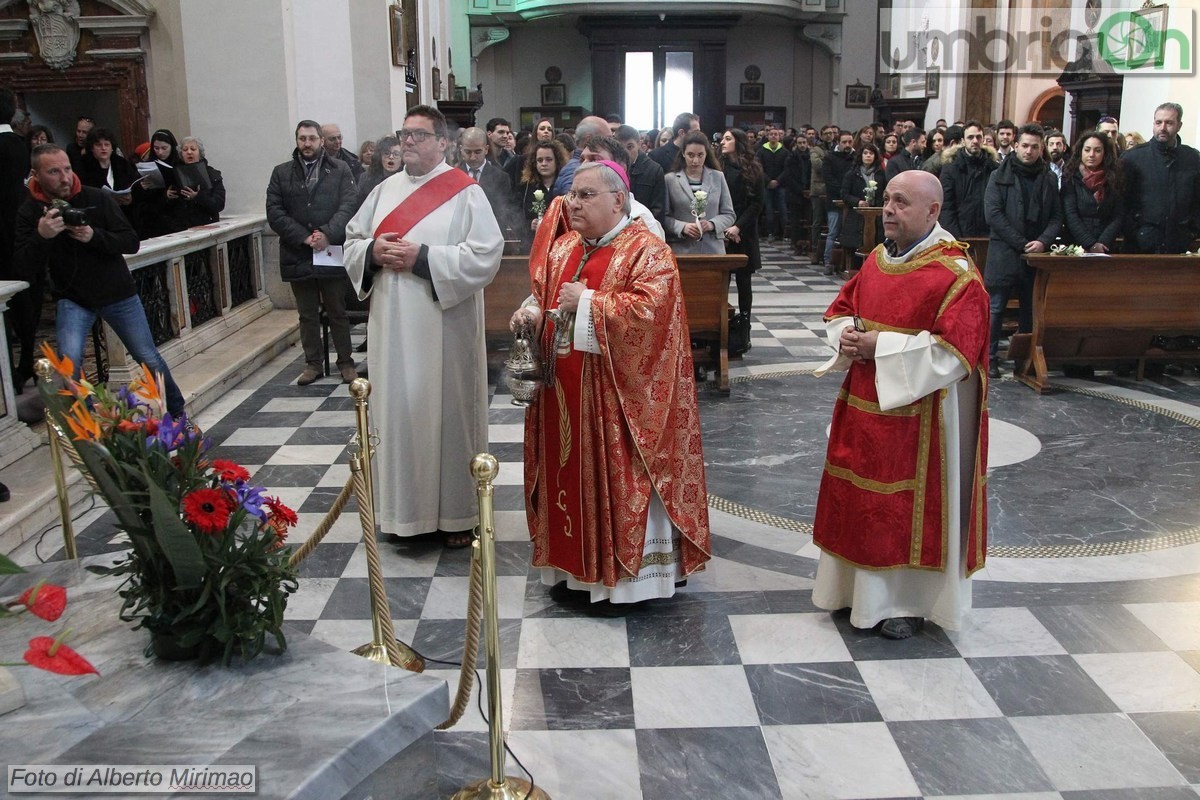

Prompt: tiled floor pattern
xmin=55 ymin=240 xmax=1200 ymax=799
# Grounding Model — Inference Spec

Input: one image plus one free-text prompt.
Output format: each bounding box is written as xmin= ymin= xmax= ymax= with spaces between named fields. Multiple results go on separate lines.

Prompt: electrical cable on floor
xmin=34 ymin=495 xmax=97 ymax=563
xmin=408 ymin=643 xmax=538 ymax=800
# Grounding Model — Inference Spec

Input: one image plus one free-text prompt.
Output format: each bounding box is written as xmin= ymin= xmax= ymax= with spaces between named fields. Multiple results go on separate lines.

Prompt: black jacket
xmin=821 ymin=148 xmax=854 ymax=204
xmin=330 ymin=147 xmax=364 ymax=180
xmin=0 ymin=130 xmax=29 ymax=277
xmin=13 ymin=181 xmax=140 ymax=309
xmin=722 ymin=158 xmax=764 ymax=272
xmin=939 ymin=144 xmax=1000 ymax=238
xmin=462 ymin=161 xmax=518 ymax=235
xmin=266 ymin=150 xmax=358 ymax=282
xmin=629 ymin=152 xmax=666 ymax=226
xmin=757 ymin=143 xmax=789 ymax=182
xmin=884 ymin=148 xmax=921 ymax=182
xmin=1061 ymin=171 xmax=1123 ymax=251
xmin=171 ymin=161 xmax=226 ymax=229
xmin=648 ymin=141 xmax=680 ymax=174
xmin=1120 ymin=138 xmax=1200 ymax=253
xmin=840 ymin=167 xmax=886 ymax=250
xmin=781 ymin=148 xmax=811 ymax=202
xmin=983 ymin=157 xmax=1063 ymax=287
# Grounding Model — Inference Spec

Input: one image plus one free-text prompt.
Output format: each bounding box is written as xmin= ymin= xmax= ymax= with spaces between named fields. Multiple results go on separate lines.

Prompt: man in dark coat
xmin=266 ymin=120 xmax=359 ymax=385
xmin=820 ymin=130 xmax=855 ymax=272
xmin=320 ymin=123 xmax=364 ymax=181
xmin=1121 ymin=102 xmax=1200 ymax=254
xmin=983 ymin=123 xmax=1062 ymax=378
xmin=615 ymin=125 xmax=666 ymax=227
xmin=939 ymin=121 xmax=999 ymax=238
xmin=758 ymin=126 xmax=790 ymax=239
xmin=0 ymin=88 xmax=35 ymax=397
xmin=782 ymin=135 xmax=812 ymax=254
xmin=458 ymin=127 xmax=517 ymax=236
xmin=885 ymin=128 xmax=926 ymax=182
xmin=648 ymin=112 xmax=698 ymax=173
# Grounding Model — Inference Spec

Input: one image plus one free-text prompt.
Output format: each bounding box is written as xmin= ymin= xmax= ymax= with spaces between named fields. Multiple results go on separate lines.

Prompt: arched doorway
xmin=1028 ymin=87 xmax=1065 ymax=132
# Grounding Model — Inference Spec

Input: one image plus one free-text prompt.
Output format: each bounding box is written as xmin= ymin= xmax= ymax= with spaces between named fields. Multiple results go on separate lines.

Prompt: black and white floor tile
xmin=56 ymin=241 xmax=1200 ymax=799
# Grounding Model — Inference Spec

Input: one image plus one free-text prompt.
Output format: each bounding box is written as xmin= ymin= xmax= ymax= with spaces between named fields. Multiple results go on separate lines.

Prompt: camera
xmin=50 ymin=199 xmax=88 ymax=227
xmin=60 ymin=207 xmax=88 ymax=227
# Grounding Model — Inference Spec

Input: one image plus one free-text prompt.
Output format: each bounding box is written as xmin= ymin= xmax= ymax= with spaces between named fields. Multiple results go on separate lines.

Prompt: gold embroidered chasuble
xmin=523 ymin=217 xmax=711 ymax=586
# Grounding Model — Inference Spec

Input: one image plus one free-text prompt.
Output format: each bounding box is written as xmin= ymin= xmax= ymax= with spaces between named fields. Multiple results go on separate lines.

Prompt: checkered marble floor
xmin=54 ymin=241 xmax=1200 ymax=799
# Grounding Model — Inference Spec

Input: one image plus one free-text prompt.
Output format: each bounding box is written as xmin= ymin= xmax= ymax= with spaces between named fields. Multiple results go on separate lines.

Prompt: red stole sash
xmin=542 ymin=242 xmax=615 ymax=575
xmin=372 ymin=167 xmax=475 ymax=238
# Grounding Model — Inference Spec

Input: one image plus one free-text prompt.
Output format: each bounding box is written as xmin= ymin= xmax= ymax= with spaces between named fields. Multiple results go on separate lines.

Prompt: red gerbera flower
xmin=24 ymin=635 xmax=99 ymax=676
xmin=264 ymin=496 xmax=298 ymax=528
xmin=211 ymin=459 xmax=250 ymax=483
xmin=182 ymin=488 xmax=234 ymax=535
xmin=18 ymin=583 xmax=67 ymax=621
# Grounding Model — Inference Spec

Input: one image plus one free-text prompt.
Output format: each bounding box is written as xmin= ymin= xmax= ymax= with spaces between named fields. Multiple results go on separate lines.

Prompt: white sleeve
xmin=874 ymin=330 xmax=968 ymax=410
xmin=813 ymin=317 xmax=856 ymax=376
xmin=573 ymin=289 xmax=600 ymax=354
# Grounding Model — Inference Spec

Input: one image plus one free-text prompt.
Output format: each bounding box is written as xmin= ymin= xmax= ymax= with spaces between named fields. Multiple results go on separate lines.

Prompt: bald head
xmin=574 ymin=116 xmax=610 ymax=146
xmin=882 ymin=170 xmax=943 ymax=252
xmin=460 ymin=127 xmax=488 ymax=169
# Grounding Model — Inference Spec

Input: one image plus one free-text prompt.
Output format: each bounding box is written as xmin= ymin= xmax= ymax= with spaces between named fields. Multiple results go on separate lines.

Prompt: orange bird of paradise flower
xmin=128 ymin=363 xmax=164 ymax=410
xmin=39 ymin=342 xmax=75 ymax=381
xmin=63 ymin=400 xmax=102 ymax=442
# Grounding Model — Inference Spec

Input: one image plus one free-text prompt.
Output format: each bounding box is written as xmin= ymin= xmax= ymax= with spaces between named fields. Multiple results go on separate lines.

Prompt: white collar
xmin=0 ymin=124 xmax=12 ymax=135
xmin=881 ymin=223 xmax=954 ymax=264
xmin=583 ymin=215 xmax=631 ymax=247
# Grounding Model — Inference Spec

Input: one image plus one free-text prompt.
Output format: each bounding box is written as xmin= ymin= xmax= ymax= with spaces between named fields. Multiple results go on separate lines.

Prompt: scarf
xmin=1081 ymin=166 xmax=1106 ymax=205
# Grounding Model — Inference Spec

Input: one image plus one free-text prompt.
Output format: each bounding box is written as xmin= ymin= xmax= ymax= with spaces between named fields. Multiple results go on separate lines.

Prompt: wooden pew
xmin=1012 ymin=253 xmax=1200 ymax=392
xmin=482 ymin=253 xmax=746 ymax=393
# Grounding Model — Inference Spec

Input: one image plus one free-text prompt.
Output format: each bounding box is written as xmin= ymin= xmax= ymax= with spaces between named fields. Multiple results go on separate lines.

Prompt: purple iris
xmin=232 ymin=480 xmax=269 ymax=521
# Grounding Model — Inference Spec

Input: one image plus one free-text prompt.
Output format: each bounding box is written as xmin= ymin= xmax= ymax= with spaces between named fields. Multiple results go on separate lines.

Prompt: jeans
xmin=763 ymin=183 xmax=789 ymax=238
xmin=987 ymin=272 xmax=1034 ymax=360
xmin=824 ymin=208 xmax=843 ymax=266
xmin=56 ymin=295 xmax=186 ymax=418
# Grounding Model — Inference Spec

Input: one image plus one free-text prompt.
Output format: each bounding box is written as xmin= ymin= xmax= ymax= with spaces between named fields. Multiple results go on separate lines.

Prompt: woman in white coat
xmin=663 ymin=131 xmax=736 ymax=255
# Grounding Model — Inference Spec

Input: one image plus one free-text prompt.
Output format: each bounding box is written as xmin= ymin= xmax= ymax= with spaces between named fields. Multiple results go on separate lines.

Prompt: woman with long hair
xmin=881 ymin=133 xmax=900 ymax=170
xmin=718 ymin=128 xmax=764 ymax=353
xmin=356 ymin=135 xmax=402 ymax=205
xmin=664 ymin=130 xmax=735 ymax=256
xmin=924 ymin=129 xmax=945 ymax=161
xmin=656 ymin=128 xmax=673 ymax=148
xmin=514 ymin=139 xmax=567 ymax=251
xmin=840 ymin=143 xmax=887 ymax=266
xmin=358 ymin=139 xmax=375 ymax=167
xmin=534 ymin=118 xmax=556 ymax=142
xmin=1061 ymin=130 xmax=1124 ymax=254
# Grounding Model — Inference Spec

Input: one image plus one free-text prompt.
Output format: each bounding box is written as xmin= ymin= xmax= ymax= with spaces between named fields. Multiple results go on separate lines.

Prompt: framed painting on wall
xmin=541 ymin=84 xmax=565 ymax=106
xmin=739 ymin=82 xmax=763 ymax=105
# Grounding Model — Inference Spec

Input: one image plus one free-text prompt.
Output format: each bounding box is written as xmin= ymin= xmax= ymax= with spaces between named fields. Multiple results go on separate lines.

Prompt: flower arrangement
xmin=1050 ymin=243 xmax=1084 ymax=257
xmin=37 ymin=345 xmax=298 ymax=665
xmin=690 ymin=189 xmax=708 ymax=221
xmin=864 ymin=179 xmax=879 ymax=205
xmin=1 ymin=555 xmax=98 ymax=677
xmin=531 ymin=188 xmax=547 ymax=220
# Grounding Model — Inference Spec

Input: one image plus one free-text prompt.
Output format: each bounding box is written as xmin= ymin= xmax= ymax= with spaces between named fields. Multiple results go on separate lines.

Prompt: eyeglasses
xmin=398 ymin=129 xmax=439 ymax=143
xmin=565 ymin=189 xmax=618 ymax=203
xmin=382 ymin=151 xmax=403 ymax=159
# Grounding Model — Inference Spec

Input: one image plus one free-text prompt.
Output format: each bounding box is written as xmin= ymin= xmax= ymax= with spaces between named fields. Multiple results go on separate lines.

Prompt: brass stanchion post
xmin=346 ymin=378 xmax=423 ymax=671
xmin=453 ymin=454 xmax=550 ymax=800
xmin=35 ymin=358 xmax=77 ymax=560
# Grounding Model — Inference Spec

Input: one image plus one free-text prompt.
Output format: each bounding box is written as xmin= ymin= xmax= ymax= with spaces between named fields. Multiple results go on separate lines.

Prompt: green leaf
xmin=72 ymin=441 xmax=152 ymax=554
xmin=145 ymin=477 xmax=206 ymax=590
xmin=0 ymin=552 xmax=25 ymax=575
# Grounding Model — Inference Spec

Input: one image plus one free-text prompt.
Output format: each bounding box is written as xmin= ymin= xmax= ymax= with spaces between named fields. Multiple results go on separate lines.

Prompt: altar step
xmin=0 ymin=310 xmax=300 ymax=564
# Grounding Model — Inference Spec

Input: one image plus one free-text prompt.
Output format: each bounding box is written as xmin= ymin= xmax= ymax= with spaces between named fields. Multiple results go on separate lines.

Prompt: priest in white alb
xmin=343 ymin=105 xmax=503 ymax=548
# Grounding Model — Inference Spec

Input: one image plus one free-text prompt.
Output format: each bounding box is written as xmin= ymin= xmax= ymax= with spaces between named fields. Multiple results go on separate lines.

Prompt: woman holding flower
xmin=514 ymin=139 xmax=567 ymax=252
xmin=664 ymin=130 xmax=735 ymax=255
xmin=840 ymin=143 xmax=887 ymax=262
xmin=1061 ymin=130 xmax=1124 ymax=254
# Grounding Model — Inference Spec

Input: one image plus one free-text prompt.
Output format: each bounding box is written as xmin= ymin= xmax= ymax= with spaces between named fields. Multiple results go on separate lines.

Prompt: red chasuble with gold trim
xmin=814 ymin=240 xmax=990 ymax=574
xmin=523 ymin=218 xmax=711 ymax=586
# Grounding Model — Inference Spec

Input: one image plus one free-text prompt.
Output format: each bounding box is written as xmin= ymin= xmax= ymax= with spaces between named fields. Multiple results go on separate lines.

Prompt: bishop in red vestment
xmin=512 ymin=160 xmax=711 ymax=603
xmin=812 ymin=170 xmax=990 ymax=638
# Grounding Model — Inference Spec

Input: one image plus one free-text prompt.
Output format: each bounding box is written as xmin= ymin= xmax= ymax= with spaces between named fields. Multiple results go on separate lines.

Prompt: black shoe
xmin=987 ymin=363 xmax=1001 ymax=380
xmin=355 ymin=338 xmax=369 ymax=353
xmin=880 ymin=617 xmax=923 ymax=639
xmin=548 ymin=580 xmax=590 ymax=605
xmin=0 ymin=481 xmax=10 ymax=502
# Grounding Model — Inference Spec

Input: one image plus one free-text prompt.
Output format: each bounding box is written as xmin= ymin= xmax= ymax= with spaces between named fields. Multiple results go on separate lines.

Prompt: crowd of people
xmin=2 ymin=87 xmax=1197 ymax=640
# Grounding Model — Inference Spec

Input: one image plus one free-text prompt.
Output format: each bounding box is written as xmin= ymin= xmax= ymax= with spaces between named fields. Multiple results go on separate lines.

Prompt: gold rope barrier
xmin=35 ymin=358 xmax=80 ymax=560
xmin=344 ymin=379 xmax=424 ymax=672
xmin=438 ymin=544 xmax=484 ymax=729
xmin=286 ymin=478 xmax=354 ymax=569
xmin=453 ymin=454 xmax=550 ymax=800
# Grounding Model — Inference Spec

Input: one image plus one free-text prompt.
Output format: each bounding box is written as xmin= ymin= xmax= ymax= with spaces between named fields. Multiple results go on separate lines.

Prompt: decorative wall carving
xmin=27 ymin=0 xmax=80 ymax=70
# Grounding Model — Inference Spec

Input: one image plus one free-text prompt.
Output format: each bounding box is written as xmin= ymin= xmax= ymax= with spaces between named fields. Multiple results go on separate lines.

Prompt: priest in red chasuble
xmin=812 ymin=170 xmax=989 ymax=639
xmin=511 ymin=161 xmax=711 ymax=604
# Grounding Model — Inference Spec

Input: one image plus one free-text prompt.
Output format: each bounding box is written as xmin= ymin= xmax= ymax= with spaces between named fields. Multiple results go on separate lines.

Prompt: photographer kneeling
xmin=13 ymin=144 xmax=186 ymax=419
